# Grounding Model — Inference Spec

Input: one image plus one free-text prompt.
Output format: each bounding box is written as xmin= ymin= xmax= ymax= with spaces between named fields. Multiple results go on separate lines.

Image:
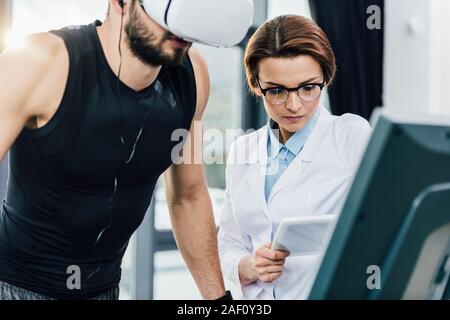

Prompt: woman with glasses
xmin=218 ymin=15 xmax=372 ymax=300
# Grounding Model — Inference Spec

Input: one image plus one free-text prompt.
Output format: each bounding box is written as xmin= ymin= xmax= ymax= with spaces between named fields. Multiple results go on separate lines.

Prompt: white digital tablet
xmin=272 ymin=215 xmax=338 ymax=257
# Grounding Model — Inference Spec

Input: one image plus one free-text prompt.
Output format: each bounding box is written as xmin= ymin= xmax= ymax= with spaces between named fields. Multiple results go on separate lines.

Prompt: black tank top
xmin=0 ymin=20 xmax=196 ymax=299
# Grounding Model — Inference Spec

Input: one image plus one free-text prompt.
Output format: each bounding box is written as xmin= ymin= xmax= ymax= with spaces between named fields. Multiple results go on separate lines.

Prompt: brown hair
xmin=244 ymin=15 xmax=336 ymax=95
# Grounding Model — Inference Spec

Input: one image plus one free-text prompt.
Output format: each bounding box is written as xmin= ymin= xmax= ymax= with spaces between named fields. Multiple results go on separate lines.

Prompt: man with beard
xmin=0 ymin=0 xmax=230 ymax=300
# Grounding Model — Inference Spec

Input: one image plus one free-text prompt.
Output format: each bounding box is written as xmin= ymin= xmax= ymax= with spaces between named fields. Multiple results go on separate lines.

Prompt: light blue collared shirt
xmin=265 ymin=108 xmax=321 ymax=202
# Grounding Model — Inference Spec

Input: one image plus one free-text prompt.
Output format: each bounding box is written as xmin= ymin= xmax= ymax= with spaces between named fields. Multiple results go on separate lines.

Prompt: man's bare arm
xmin=164 ymin=47 xmax=226 ymax=299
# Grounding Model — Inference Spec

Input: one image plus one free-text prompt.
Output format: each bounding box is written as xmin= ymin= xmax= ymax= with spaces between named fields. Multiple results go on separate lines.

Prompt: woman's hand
xmin=239 ymin=243 xmax=290 ymax=286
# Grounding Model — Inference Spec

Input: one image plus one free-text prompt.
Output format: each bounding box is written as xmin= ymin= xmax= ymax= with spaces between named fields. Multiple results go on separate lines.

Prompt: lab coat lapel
xmin=267 ymin=156 xmax=303 ymax=204
xmin=268 ymin=107 xmax=333 ymax=203
xmin=242 ymin=128 xmax=272 ymax=222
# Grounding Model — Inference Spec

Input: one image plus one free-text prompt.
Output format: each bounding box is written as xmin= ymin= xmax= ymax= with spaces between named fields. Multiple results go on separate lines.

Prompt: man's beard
xmin=124 ymin=10 xmax=188 ymax=67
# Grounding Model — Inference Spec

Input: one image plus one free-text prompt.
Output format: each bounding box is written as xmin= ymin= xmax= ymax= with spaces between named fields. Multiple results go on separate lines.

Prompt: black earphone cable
xmin=84 ymin=1 xmax=157 ymax=286
xmin=84 ymin=4 xmax=126 ymax=285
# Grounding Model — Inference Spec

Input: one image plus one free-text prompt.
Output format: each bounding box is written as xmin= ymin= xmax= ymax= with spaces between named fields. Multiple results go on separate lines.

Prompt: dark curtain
xmin=309 ymin=0 xmax=384 ymax=120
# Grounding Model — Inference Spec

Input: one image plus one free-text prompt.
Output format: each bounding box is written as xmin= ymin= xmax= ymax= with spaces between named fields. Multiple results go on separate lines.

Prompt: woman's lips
xmin=284 ymin=115 xmax=305 ymax=123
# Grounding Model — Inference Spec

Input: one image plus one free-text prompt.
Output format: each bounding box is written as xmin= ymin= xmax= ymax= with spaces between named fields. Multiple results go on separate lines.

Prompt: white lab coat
xmin=218 ymin=106 xmax=372 ymax=300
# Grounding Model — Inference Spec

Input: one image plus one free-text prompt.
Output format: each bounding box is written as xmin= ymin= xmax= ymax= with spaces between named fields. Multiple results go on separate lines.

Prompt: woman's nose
xmin=285 ymin=92 xmax=302 ymax=112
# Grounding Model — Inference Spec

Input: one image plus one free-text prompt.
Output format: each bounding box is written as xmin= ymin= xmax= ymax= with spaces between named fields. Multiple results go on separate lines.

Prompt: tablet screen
xmin=272 ymin=215 xmax=337 ymax=256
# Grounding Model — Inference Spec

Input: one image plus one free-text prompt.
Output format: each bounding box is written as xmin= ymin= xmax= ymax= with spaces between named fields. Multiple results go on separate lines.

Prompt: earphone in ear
xmin=119 ymin=0 xmax=125 ymax=8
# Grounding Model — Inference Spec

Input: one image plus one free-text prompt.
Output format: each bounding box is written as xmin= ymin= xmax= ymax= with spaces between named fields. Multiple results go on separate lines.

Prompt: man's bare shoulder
xmin=0 ymin=32 xmax=69 ymax=117
xmin=2 ymin=32 xmax=65 ymax=67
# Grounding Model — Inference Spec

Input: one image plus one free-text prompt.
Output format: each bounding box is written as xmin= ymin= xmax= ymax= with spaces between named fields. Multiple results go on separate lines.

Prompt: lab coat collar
xmin=244 ymin=126 xmax=270 ymax=166
xmin=245 ymin=106 xmax=333 ymax=165
xmin=267 ymin=120 xmax=283 ymax=161
xmin=241 ymin=106 xmax=333 ymax=219
xmin=297 ymin=106 xmax=332 ymax=163
xmin=267 ymin=107 xmax=322 ymax=161
xmin=267 ymin=106 xmax=333 ymax=202
xmin=241 ymin=128 xmax=272 ymax=220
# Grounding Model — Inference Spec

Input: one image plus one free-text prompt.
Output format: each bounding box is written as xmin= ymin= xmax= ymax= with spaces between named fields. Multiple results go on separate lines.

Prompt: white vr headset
xmin=140 ymin=0 xmax=255 ymax=47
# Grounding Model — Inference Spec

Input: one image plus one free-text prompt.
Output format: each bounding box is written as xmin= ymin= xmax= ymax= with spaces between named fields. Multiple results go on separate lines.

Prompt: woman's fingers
xmin=257 ymin=245 xmax=290 ymax=261
xmin=255 ymin=257 xmax=285 ymax=267
xmin=256 ymin=264 xmax=284 ymax=275
xmin=254 ymin=244 xmax=289 ymax=283
xmin=260 ymin=272 xmax=283 ymax=284
xmin=269 ymin=250 xmax=290 ymax=260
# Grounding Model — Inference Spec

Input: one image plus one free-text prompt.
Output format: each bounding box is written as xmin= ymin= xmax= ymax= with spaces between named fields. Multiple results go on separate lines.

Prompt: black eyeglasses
xmin=256 ymin=79 xmax=325 ymax=105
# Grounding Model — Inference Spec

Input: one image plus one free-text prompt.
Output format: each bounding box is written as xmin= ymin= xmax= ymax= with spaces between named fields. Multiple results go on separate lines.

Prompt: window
xmin=9 ymin=0 xmax=106 ymax=48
